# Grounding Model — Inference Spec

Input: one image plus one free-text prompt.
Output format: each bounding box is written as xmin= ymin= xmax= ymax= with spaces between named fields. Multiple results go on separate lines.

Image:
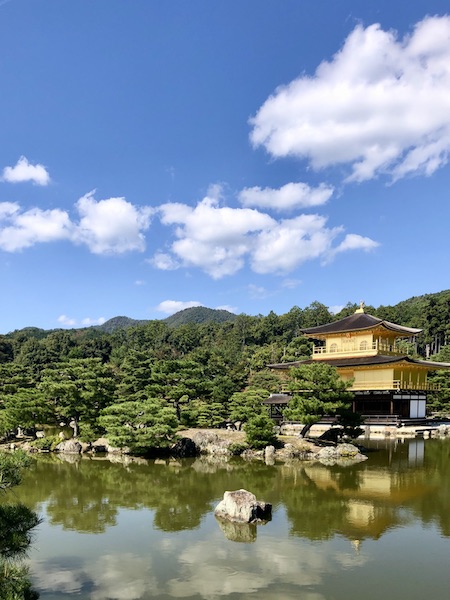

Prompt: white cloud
xmin=158 ymin=195 xmax=274 ymax=279
xmin=2 ymin=156 xmax=50 ymax=185
xmin=216 ymin=304 xmax=238 ymax=313
xmin=325 ymin=233 xmax=379 ymax=263
xmin=329 ymin=305 xmax=345 ymax=315
xmin=156 ymin=300 xmax=204 ymax=315
xmin=74 ymin=191 xmax=153 ymax=254
xmin=281 ymin=278 xmax=302 ymax=289
xmin=149 ymin=251 xmax=180 ymax=271
xmin=248 ymin=284 xmax=272 ymax=299
xmin=0 ymin=202 xmax=20 ymax=219
xmin=251 ymin=214 xmax=342 ymax=274
xmin=250 ymin=15 xmax=450 ymax=182
xmin=57 ymin=315 xmax=77 ymax=327
xmin=81 ymin=317 xmax=106 ymax=326
xmin=0 ymin=194 xmax=153 ymax=254
xmin=239 ymin=182 xmax=333 ymax=211
xmin=57 ymin=315 xmax=106 ymax=327
xmin=0 ymin=205 xmax=72 ymax=251
xmin=154 ymin=194 xmax=378 ymax=278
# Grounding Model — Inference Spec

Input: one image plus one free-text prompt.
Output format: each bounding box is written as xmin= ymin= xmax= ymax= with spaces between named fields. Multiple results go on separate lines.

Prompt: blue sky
xmin=1 ymin=0 xmax=450 ymax=333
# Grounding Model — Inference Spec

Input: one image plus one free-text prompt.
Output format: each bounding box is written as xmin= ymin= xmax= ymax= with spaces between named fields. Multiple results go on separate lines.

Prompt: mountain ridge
xmin=4 ymin=289 xmax=450 ymax=336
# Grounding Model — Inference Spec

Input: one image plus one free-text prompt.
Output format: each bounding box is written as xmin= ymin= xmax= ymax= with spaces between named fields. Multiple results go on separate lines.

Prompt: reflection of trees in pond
xmin=330 ymin=466 xmax=363 ymax=491
xmin=16 ymin=455 xmax=279 ymax=534
xmin=280 ymin=468 xmax=349 ymax=540
xmin=410 ymin=440 xmax=450 ymax=536
xmin=14 ymin=441 xmax=450 ymax=541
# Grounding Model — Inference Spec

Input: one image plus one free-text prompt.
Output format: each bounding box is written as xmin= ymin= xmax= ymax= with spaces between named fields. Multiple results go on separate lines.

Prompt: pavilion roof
xmin=268 ymin=355 xmax=450 ymax=370
xmin=301 ymin=312 xmax=422 ymax=338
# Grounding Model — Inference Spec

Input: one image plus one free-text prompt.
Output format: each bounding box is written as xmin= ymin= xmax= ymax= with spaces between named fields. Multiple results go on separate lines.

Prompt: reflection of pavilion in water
xmin=300 ymin=439 xmax=434 ymax=545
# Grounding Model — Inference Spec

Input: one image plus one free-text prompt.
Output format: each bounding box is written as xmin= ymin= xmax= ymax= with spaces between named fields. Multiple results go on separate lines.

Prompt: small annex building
xmin=266 ymin=303 xmax=450 ymax=423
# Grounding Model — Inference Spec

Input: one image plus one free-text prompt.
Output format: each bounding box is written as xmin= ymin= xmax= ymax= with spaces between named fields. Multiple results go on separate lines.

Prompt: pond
xmin=9 ymin=438 xmax=450 ymax=599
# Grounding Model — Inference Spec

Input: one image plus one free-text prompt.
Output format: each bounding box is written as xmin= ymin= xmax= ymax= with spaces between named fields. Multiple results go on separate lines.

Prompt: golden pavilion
xmin=267 ymin=303 xmax=450 ymax=422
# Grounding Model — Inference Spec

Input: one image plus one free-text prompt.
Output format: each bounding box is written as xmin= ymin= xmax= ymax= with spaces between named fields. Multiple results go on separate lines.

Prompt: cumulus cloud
xmin=157 ymin=195 xmax=275 ymax=279
xmin=57 ymin=315 xmax=77 ymax=327
xmin=149 ymin=251 xmax=180 ymax=271
xmin=0 ymin=202 xmax=20 ymax=219
xmin=57 ymin=315 xmax=106 ymax=327
xmin=239 ymin=182 xmax=333 ymax=211
xmin=74 ymin=191 xmax=153 ymax=254
xmin=81 ymin=317 xmax=106 ymax=326
xmin=153 ymin=194 xmax=378 ymax=278
xmin=0 ymin=193 xmax=153 ymax=254
xmin=216 ymin=304 xmax=238 ymax=313
xmin=281 ymin=278 xmax=302 ymax=289
xmin=2 ymin=156 xmax=50 ymax=185
xmin=251 ymin=214 xmax=342 ymax=274
xmin=250 ymin=15 xmax=450 ymax=182
xmin=156 ymin=300 xmax=204 ymax=315
xmin=247 ymin=284 xmax=272 ymax=299
xmin=0 ymin=203 xmax=72 ymax=251
xmin=325 ymin=233 xmax=379 ymax=263
xmin=329 ymin=304 xmax=345 ymax=315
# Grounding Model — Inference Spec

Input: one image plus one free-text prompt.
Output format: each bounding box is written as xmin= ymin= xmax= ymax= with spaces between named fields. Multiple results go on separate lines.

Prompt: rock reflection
xmin=216 ymin=518 xmax=257 ymax=542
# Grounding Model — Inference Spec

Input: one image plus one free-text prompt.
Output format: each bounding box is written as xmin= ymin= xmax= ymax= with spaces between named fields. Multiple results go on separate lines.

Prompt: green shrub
xmin=30 ymin=435 xmax=60 ymax=452
xmin=228 ymin=442 xmax=249 ymax=456
xmin=244 ymin=414 xmax=277 ymax=450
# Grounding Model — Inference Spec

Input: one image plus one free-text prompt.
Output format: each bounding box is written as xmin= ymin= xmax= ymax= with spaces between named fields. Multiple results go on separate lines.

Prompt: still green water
xmin=11 ymin=438 xmax=450 ymax=599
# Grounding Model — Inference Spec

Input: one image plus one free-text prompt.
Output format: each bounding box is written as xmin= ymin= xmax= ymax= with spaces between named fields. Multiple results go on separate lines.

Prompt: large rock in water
xmin=316 ymin=443 xmax=367 ymax=466
xmin=214 ymin=489 xmax=272 ymax=523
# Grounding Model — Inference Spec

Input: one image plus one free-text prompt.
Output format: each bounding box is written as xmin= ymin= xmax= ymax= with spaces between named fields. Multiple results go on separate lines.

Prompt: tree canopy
xmin=2 ymin=291 xmax=450 ymax=449
xmin=283 ymin=363 xmax=354 ymax=437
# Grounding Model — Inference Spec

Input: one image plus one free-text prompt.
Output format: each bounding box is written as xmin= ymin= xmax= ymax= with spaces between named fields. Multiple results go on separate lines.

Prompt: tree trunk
xmin=69 ymin=419 xmax=79 ymax=438
xmin=299 ymin=422 xmax=314 ymax=438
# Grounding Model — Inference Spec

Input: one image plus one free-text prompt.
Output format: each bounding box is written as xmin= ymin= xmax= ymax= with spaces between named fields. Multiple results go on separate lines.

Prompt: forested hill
xmin=97 ymin=316 xmax=150 ymax=334
xmin=95 ymin=307 xmax=237 ymax=333
xmin=163 ymin=307 xmax=237 ymax=327
xmin=2 ymin=289 xmax=450 ymax=354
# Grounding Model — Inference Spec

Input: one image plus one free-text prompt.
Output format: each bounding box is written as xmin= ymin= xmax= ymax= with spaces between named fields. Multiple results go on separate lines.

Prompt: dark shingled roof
xmin=301 ymin=312 xmax=422 ymax=337
xmin=268 ymin=355 xmax=450 ymax=370
xmin=264 ymin=393 xmax=291 ymax=404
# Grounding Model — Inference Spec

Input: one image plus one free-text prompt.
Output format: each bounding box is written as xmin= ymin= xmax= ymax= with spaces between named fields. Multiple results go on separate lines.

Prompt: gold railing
xmin=349 ymin=380 xmax=440 ymax=392
xmin=282 ymin=380 xmax=440 ymax=393
xmin=313 ymin=340 xmax=409 ymax=357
